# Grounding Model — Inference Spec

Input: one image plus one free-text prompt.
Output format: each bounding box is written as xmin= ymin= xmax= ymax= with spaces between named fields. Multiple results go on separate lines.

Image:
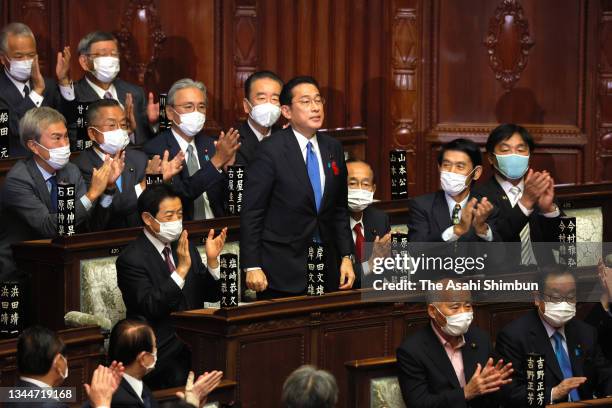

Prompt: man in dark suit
xmin=473 ymin=124 xmax=561 ymax=269
xmin=0 ymin=107 xmax=119 ymax=281
xmin=585 ymin=258 xmax=612 ymax=362
xmin=107 ymin=319 xmax=223 ymax=408
xmin=144 ymin=78 xmax=239 ymax=220
xmin=240 ymin=76 xmax=355 ymax=299
xmin=496 ymin=266 xmax=612 ymax=405
xmin=0 ymin=22 xmax=75 ymax=156
xmin=397 ymin=279 xmax=513 ymax=408
xmin=236 ymin=70 xmax=283 ymax=166
xmin=74 ymin=31 xmax=155 ymax=145
xmin=116 ymin=184 xmax=227 ymax=390
xmin=345 ymin=159 xmax=391 ymax=288
xmin=73 ymin=99 xmax=184 ymax=230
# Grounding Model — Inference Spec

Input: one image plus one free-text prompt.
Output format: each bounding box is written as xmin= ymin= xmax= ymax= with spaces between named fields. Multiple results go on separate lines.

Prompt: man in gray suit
xmin=73 ymin=31 xmax=157 ymax=145
xmin=0 ymin=107 xmax=121 ymax=281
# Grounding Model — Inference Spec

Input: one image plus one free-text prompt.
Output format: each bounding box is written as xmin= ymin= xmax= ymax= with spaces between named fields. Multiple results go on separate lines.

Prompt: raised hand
xmin=31 ymin=55 xmax=45 ymax=95
xmin=210 ymin=128 xmax=240 ymax=170
xmin=56 ymin=46 xmax=72 ymax=86
xmin=161 ymin=149 xmax=185 ymax=181
xmin=368 ymin=233 xmax=392 ymax=270
xmin=520 ymin=169 xmax=549 ymax=210
xmin=205 ymin=227 xmax=227 ymax=266
xmin=537 ymin=171 xmax=556 ymax=213
xmin=454 ymin=197 xmax=477 ymax=237
xmin=88 ymin=158 xmax=113 ymax=201
xmin=463 ymin=358 xmax=513 ymax=401
xmin=147 ymin=92 xmax=160 ymax=124
xmin=108 ymin=151 xmax=126 ymax=188
xmin=125 ymin=93 xmax=138 ymax=133
xmin=472 ymin=197 xmax=494 ymax=235
xmin=83 ymin=364 xmax=123 ymax=408
xmin=176 ymin=230 xmax=192 ymax=279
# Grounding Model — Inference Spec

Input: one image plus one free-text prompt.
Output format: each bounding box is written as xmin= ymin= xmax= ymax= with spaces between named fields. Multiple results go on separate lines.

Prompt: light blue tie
xmin=306 ymin=142 xmax=322 ymax=212
xmin=552 ymin=331 xmax=580 ymax=401
xmin=115 ymin=174 xmax=122 ymax=193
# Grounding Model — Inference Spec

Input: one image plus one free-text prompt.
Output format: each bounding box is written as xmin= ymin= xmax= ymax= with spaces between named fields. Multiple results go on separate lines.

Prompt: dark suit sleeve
xmin=396 ymin=346 xmax=467 ymax=408
xmin=240 ymin=143 xmax=276 ymax=269
xmin=134 ymin=86 xmax=153 ymax=143
xmin=116 ymin=250 xmax=185 ymax=321
xmin=333 ymin=149 xmax=352 ymax=257
xmin=190 ymin=243 xmax=220 ymax=302
xmin=407 ymin=198 xmax=443 ymax=242
xmin=495 ymin=328 xmax=528 ymax=406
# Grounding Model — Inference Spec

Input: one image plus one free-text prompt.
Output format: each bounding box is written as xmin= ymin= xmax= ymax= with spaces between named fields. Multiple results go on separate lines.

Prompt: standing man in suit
xmin=345 ymin=159 xmax=391 ymax=288
xmin=0 ymin=22 xmax=75 ymax=156
xmin=585 ymin=258 xmax=612 ymax=362
xmin=75 ymin=31 xmax=156 ymax=145
xmin=236 ymin=70 xmax=283 ymax=166
xmin=396 ymin=279 xmax=513 ymax=408
xmin=144 ymin=78 xmax=240 ymax=220
xmin=116 ymin=184 xmax=227 ymax=390
xmin=73 ymin=99 xmax=184 ymax=230
xmin=241 ymin=76 xmax=355 ymax=299
xmin=0 ymin=107 xmax=120 ymax=281
xmin=496 ymin=266 xmax=612 ymax=405
xmin=473 ymin=124 xmax=561 ymax=268
xmin=107 ymin=319 xmax=223 ymax=408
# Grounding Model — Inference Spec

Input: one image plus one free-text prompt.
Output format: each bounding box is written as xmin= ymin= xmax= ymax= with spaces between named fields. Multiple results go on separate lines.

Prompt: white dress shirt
xmin=19 ymin=377 xmax=51 ymax=388
xmin=122 ymin=373 xmax=144 ymax=403
xmin=495 ymin=174 xmax=560 ymax=218
xmin=441 ymin=193 xmax=493 ymax=242
xmin=171 ymin=129 xmax=216 ymax=219
xmin=94 ymin=148 xmax=143 ymax=198
xmin=292 ymin=128 xmax=325 ymax=193
xmin=540 ymin=315 xmax=570 ymax=403
xmin=5 ymin=68 xmax=75 ymax=105
xmin=248 ymin=119 xmax=271 ymax=142
xmin=85 ymin=77 xmax=122 ymax=106
xmin=350 ymin=215 xmax=372 ymax=275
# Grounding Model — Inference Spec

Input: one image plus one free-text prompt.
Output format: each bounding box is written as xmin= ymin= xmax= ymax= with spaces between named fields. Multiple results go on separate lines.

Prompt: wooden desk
xmin=0 ymin=325 xmax=104 ymax=406
xmin=153 ymin=379 xmax=238 ymax=407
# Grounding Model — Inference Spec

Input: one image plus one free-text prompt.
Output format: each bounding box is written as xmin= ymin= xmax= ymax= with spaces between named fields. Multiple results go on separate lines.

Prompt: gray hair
xmin=0 ymin=22 xmax=35 ymax=55
xmin=281 ymin=365 xmax=338 ymax=408
xmin=167 ymin=78 xmax=207 ymax=106
xmin=77 ymin=31 xmax=117 ymax=55
xmin=20 ymin=107 xmax=67 ymax=149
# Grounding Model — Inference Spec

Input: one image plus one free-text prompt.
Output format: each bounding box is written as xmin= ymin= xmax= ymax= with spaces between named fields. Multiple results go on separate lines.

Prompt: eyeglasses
xmin=293 ymin=96 xmax=325 ymax=109
xmin=541 ymin=293 xmax=577 ymax=303
xmin=172 ymin=103 xmax=207 ymax=113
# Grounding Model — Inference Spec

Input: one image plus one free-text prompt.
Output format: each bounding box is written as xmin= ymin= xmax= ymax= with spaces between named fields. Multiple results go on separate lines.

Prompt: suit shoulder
xmin=499 ymin=310 xmax=535 ymax=337
xmin=5 ymin=160 xmax=29 ymax=179
xmin=409 ymin=192 xmax=438 ymax=209
xmin=143 ymin=131 xmax=170 ymax=153
xmin=115 ymin=78 xmax=144 ymax=93
xmin=467 ymin=325 xmax=491 ymax=344
xmin=126 ymin=148 xmax=148 ymax=164
xmin=397 ymin=326 xmax=430 ymax=353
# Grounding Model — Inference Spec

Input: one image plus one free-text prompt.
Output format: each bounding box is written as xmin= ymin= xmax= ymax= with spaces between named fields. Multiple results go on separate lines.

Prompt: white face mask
xmin=94 ymin=127 xmax=129 ymax=155
xmin=92 ymin=56 xmax=120 ymax=83
xmin=434 ymin=305 xmax=473 ymax=337
xmin=247 ymin=100 xmax=281 ymax=128
xmin=35 ymin=142 xmax=71 ymax=170
xmin=143 ymin=351 xmax=157 ymax=373
xmin=172 ymin=109 xmax=206 ymax=137
xmin=439 ymin=167 xmax=477 ymax=197
xmin=542 ymin=301 xmax=576 ymax=328
xmin=7 ymin=58 xmax=33 ymax=82
xmin=348 ymin=188 xmax=374 ymax=212
xmin=152 ymin=216 xmax=183 ymax=243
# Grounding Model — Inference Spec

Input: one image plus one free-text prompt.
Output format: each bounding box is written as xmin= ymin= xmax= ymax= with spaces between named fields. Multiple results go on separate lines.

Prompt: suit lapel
xmin=490 ymin=177 xmax=513 ymax=212
xmin=424 ymin=324 xmax=462 ymax=389
xmin=119 ymin=378 xmax=145 ymax=407
xmin=75 ymin=78 xmax=102 ymax=102
xmin=25 ymin=158 xmax=53 ymax=210
xmin=529 ymin=312 xmax=564 ymax=383
xmin=140 ymin=233 xmax=172 ymax=278
xmin=433 ymin=191 xmax=452 ymax=233
xmin=0 ymin=70 xmax=27 ymax=103
xmin=565 ymin=321 xmax=584 ymax=377
xmin=115 ymin=80 xmax=128 ymax=105
xmin=283 ymin=128 xmax=315 ymax=210
xmin=317 ymin=134 xmax=335 ymax=209
xmin=462 ymin=329 xmax=482 ymax=381
xmin=195 ymin=133 xmax=213 ymax=165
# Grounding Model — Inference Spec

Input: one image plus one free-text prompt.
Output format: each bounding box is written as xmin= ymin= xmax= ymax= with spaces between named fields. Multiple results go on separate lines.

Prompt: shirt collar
xmin=539 ymin=313 xmax=566 ymax=340
xmin=171 ymin=128 xmax=197 ymax=155
xmin=495 ymin=173 xmax=525 ymax=197
xmin=247 ymin=119 xmax=271 ymax=142
xmin=349 ymin=215 xmax=363 ymax=231
xmin=34 ymin=160 xmax=55 ymax=181
xmin=5 ymin=68 xmax=30 ymax=94
xmin=19 ymin=377 xmax=52 ymax=388
xmin=292 ymin=128 xmax=318 ymax=153
xmin=444 ymin=193 xmax=469 ymax=214
xmin=431 ymin=320 xmax=466 ymax=350
xmin=144 ymin=227 xmax=168 ymax=256
xmin=122 ymin=373 xmax=144 ymax=401
xmin=85 ymin=76 xmax=117 ymax=100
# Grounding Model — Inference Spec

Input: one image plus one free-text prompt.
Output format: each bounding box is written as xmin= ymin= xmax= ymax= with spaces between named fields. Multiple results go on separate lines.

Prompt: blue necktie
xmin=552 ymin=331 xmax=580 ymax=401
xmin=116 ymin=174 xmax=123 ymax=192
xmin=306 ymin=142 xmax=322 ymax=212
xmin=48 ymin=175 xmax=58 ymax=212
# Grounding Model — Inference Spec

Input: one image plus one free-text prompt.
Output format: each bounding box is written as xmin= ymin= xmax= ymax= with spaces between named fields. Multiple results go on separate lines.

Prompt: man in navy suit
xmin=0 ymin=22 xmax=75 ymax=156
xmin=240 ymin=76 xmax=355 ymax=299
xmin=496 ymin=266 xmax=612 ymax=405
xmin=345 ymin=159 xmax=391 ymax=288
xmin=396 ymin=279 xmax=513 ymax=408
xmin=144 ymin=78 xmax=240 ymax=221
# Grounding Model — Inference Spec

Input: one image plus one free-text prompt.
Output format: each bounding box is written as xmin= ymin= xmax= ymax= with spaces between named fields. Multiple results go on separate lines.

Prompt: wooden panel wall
xmin=1 ymin=0 xmax=610 ymax=197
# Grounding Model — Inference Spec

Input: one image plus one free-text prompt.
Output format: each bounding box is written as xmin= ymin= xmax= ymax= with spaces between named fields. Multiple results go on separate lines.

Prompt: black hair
xmin=536 ymin=265 xmax=576 ymax=297
xmin=485 ymin=123 xmax=535 ymax=153
xmin=108 ymin=319 xmax=155 ymax=366
xmin=244 ymin=70 xmax=283 ymax=101
xmin=280 ymin=76 xmax=320 ymax=106
xmin=437 ymin=138 xmax=482 ymax=168
xmin=17 ymin=325 xmax=65 ymax=376
xmin=345 ymin=158 xmax=376 ymax=184
xmin=137 ymin=184 xmax=180 ymax=217
xmin=86 ymin=99 xmax=121 ymax=126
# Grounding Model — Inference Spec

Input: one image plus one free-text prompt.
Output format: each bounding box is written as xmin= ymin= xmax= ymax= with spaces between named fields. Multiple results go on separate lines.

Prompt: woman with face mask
xmin=397 ymin=280 xmax=513 ymax=408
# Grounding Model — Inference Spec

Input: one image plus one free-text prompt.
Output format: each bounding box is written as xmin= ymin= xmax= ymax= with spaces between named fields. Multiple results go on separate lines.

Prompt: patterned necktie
xmin=23 ymin=84 xmax=30 ymax=98
xmin=48 ymin=175 xmax=58 ymax=212
xmin=552 ymin=331 xmax=580 ymax=401
xmin=509 ymin=186 xmax=537 ymax=265
xmin=103 ymin=91 xmax=113 ymax=100
xmin=353 ymin=223 xmax=364 ymax=262
xmin=186 ymin=144 xmax=206 ymax=220
xmin=306 ymin=142 xmax=322 ymax=212
xmin=452 ymin=203 xmax=461 ymax=225
xmin=162 ymin=246 xmax=176 ymax=274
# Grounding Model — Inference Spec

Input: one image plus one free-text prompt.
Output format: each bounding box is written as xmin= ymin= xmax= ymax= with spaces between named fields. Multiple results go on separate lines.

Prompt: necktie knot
xmin=452 ymin=203 xmax=461 ymax=225
xmin=23 ymin=83 xmax=30 ymax=98
xmin=509 ymin=186 xmax=521 ymax=198
xmin=162 ymin=246 xmax=176 ymax=273
xmin=103 ymin=91 xmax=113 ymax=100
xmin=353 ymin=223 xmax=362 ymax=233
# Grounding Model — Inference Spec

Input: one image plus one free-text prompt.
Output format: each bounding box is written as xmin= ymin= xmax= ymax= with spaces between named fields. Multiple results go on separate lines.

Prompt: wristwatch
xmin=343 ymin=254 xmax=355 ymax=263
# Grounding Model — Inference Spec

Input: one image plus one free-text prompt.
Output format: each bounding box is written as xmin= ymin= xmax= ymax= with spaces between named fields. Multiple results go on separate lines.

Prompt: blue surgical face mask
xmin=494 ymin=153 xmax=530 ymax=180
